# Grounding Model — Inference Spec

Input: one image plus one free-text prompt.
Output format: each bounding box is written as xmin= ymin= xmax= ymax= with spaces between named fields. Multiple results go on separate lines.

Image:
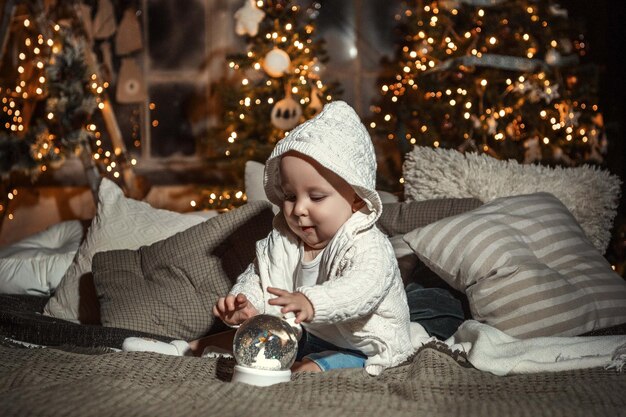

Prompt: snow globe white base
xmin=230 ymin=314 xmax=299 ymax=386
xmin=231 ymin=365 xmax=292 ymax=386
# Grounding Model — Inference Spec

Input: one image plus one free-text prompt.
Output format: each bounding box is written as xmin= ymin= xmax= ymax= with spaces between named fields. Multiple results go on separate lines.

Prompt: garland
xmin=1 ymin=29 xmax=96 ymax=181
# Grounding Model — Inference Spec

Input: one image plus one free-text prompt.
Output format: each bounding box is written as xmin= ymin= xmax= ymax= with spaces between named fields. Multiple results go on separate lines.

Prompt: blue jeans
xmin=405 ymin=281 xmax=466 ymax=340
xmin=296 ymin=329 xmax=366 ymax=371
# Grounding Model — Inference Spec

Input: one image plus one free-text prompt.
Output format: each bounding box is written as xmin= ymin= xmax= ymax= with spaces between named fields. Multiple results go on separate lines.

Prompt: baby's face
xmin=279 ymin=152 xmax=357 ymax=252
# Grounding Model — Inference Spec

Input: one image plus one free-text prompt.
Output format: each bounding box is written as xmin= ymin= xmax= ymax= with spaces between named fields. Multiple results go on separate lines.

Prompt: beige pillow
xmin=403 ymin=146 xmax=622 ymax=254
xmin=403 ymin=192 xmax=626 ymax=338
xmin=377 ymin=198 xmax=483 ymax=286
xmin=92 ymin=201 xmax=275 ymax=340
xmin=43 ymin=179 xmax=206 ymax=324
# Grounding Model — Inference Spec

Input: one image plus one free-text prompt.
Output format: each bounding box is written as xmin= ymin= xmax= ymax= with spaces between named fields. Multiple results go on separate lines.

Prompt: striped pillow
xmin=403 ymin=192 xmax=626 ymax=338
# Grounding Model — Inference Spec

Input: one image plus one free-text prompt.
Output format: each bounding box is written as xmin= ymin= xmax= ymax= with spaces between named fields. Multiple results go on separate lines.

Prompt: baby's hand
xmin=267 ymin=287 xmax=314 ymax=324
xmin=213 ymin=293 xmax=258 ymax=326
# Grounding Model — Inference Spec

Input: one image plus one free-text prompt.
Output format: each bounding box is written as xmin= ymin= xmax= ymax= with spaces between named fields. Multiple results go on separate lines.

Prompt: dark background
xmin=568 ymin=1 xmax=626 ymax=266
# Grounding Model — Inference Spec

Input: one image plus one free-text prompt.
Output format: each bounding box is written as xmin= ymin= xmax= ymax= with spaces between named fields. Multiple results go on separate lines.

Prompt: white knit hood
xmin=264 ymin=100 xmax=382 ymax=225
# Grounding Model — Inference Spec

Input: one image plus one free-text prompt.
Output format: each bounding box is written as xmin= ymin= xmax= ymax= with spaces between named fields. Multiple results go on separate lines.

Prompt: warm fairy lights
xmin=369 ymin=0 xmax=605 ymax=184
xmin=218 ymin=0 xmax=334 ymax=163
xmin=199 ymin=0 xmax=338 ymax=210
xmin=191 ymin=188 xmax=248 ymax=211
xmin=1 ymin=14 xmax=140 ymax=221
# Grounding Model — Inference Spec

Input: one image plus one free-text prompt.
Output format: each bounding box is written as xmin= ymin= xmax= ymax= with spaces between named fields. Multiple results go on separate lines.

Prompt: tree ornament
xmin=116 ymin=57 xmax=146 ymax=103
xmin=548 ymin=4 xmax=568 ymax=18
xmin=559 ymin=38 xmax=573 ymax=54
xmin=115 ymin=8 xmax=143 ymax=55
xmin=93 ymin=0 xmax=117 ymax=40
xmin=470 ymin=115 xmax=481 ymax=129
xmin=552 ymin=146 xmax=574 ymax=165
xmin=234 ymin=0 xmax=265 ymax=37
xmin=75 ymin=3 xmax=93 ymax=41
xmin=263 ymin=48 xmax=291 ymax=78
xmin=545 ymin=48 xmax=562 ymax=66
xmin=309 ymin=85 xmax=323 ymax=115
xmin=486 ymin=116 xmax=497 ymax=135
xmin=523 ymin=137 xmax=542 ymax=164
xmin=271 ymin=90 xmax=302 ymax=130
xmin=586 ymin=133 xmax=605 ymax=164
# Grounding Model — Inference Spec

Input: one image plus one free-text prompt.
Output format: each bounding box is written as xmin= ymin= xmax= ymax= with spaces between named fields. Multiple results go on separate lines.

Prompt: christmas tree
xmin=0 ymin=2 xmax=141 ymax=224
xmin=368 ymin=0 xmax=606 ymax=191
xmin=207 ymin=0 xmax=341 ymax=182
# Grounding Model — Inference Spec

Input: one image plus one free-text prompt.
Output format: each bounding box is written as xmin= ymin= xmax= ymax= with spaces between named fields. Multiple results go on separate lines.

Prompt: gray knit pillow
xmin=92 ymin=201 xmax=274 ymax=340
xmin=377 ymin=198 xmax=483 ymax=236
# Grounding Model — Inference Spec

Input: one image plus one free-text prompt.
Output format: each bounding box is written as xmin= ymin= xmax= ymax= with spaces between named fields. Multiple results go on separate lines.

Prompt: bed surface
xmin=1 ymin=294 xmax=625 ymax=417
xmin=2 ymin=341 xmax=625 ymax=417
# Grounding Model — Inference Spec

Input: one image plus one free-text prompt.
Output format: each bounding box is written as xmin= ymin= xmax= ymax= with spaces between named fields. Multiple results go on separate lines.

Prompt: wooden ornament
xmin=309 ymin=86 xmax=323 ymax=116
xmin=116 ymin=57 xmax=146 ymax=103
xmin=93 ymin=0 xmax=117 ymax=40
xmin=74 ymin=3 xmax=93 ymax=42
xmin=115 ymin=8 xmax=143 ymax=55
xmin=234 ymin=0 xmax=265 ymax=37
xmin=271 ymin=91 xmax=302 ymax=131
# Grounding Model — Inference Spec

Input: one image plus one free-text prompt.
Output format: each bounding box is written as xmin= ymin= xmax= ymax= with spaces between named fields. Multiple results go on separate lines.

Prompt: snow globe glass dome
xmin=231 ymin=314 xmax=298 ymax=386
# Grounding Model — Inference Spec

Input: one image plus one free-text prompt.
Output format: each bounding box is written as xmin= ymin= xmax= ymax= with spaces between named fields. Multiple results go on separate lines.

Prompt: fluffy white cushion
xmin=0 ymin=220 xmax=83 ymax=295
xmin=43 ymin=178 xmax=207 ymax=324
xmin=403 ymin=192 xmax=626 ymax=338
xmin=245 ymin=160 xmax=399 ymax=207
xmin=403 ymin=146 xmax=622 ymax=254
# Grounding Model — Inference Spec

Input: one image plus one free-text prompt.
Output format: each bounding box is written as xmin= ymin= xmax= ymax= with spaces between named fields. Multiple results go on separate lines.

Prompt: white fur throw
xmin=403 ymin=146 xmax=622 ymax=254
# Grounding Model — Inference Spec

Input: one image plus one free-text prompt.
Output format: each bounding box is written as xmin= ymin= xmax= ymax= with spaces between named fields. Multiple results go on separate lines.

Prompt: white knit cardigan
xmin=230 ymin=100 xmax=430 ymax=374
xmin=229 ymin=211 xmax=430 ymax=375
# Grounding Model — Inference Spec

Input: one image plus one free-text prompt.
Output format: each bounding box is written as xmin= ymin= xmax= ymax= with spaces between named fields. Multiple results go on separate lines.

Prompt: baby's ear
xmin=352 ymin=195 xmax=366 ymax=212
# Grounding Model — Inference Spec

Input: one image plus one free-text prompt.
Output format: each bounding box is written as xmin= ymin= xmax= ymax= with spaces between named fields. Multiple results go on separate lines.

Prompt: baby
xmin=211 ymin=101 xmax=428 ymax=375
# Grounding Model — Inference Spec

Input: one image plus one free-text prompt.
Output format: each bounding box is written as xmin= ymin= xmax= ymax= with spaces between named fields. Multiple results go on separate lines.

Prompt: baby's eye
xmin=284 ymin=193 xmax=296 ymax=202
xmin=310 ymin=195 xmax=326 ymax=202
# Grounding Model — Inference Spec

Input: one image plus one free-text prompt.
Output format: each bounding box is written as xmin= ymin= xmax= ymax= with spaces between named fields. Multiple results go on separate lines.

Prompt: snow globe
xmin=231 ymin=314 xmax=298 ymax=386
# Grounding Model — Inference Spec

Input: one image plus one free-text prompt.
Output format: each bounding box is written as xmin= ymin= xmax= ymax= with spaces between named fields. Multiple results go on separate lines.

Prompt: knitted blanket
xmin=1 ymin=343 xmax=624 ymax=417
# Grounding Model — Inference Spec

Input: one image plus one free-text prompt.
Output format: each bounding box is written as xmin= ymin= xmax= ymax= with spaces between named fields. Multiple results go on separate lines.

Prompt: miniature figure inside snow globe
xmin=231 ymin=314 xmax=298 ymax=386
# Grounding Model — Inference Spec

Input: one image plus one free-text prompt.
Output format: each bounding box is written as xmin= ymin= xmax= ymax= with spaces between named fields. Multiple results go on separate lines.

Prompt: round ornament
xmin=545 ymin=49 xmax=562 ymax=66
xmin=263 ymin=48 xmax=291 ymax=78
xmin=271 ymin=93 xmax=303 ymax=130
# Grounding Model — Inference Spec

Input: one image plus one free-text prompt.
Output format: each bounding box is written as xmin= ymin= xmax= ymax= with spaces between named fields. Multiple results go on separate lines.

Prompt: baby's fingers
xmin=267 ymin=287 xmax=288 ymax=296
xmin=224 ymin=294 xmax=238 ymax=312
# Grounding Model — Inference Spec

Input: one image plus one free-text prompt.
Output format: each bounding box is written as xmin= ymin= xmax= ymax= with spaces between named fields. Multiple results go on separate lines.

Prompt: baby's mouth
xmin=301 ymin=226 xmax=314 ymax=232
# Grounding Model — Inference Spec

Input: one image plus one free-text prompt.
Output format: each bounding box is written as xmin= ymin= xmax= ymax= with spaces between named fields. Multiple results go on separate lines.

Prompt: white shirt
xmin=296 ymin=246 xmax=324 ymax=288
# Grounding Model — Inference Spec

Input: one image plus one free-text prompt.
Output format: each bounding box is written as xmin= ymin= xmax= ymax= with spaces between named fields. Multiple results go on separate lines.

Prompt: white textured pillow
xmin=245 ymin=160 xmax=269 ymax=203
xmin=0 ymin=220 xmax=83 ymax=295
xmin=403 ymin=146 xmax=621 ymax=253
xmin=43 ymin=178 xmax=206 ymax=324
xmin=403 ymin=192 xmax=626 ymax=338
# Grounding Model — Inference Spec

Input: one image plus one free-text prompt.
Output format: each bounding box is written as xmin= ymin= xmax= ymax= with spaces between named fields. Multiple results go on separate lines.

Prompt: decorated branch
xmin=368 ymin=0 xmax=606 ymax=190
